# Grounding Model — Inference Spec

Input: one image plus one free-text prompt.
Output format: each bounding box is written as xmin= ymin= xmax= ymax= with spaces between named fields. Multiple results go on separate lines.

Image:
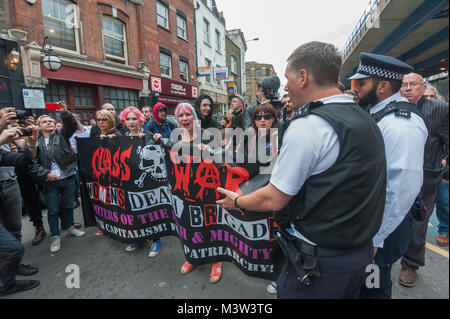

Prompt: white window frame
xmin=231 ymin=56 xmax=238 ymax=74
xmin=42 ymin=0 xmax=80 ymax=53
xmin=203 ymin=19 xmax=210 ymax=45
xmin=205 ymin=58 xmax=212 ymax=83
xmin=156 ymin=2 xmax=169 ymax=29
xmin=160 ymin=52 xmax=172 ymax=78
xmin=215 ymin=29 xmax=221 ymax=53
xmin=177 ymin=15 xmax=187 ymax=40
xmin=102 ymin=16 xmax=127 ymax=64
xmin=180 ymin=61 xmax=189 ymax=83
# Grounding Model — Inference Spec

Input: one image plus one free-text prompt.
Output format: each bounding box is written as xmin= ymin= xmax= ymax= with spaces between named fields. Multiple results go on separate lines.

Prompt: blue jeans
xmin=44 ymin=176 xmax=76 ymax=237
xmin=0 ymin=223 xmax=24 ymax=291
xmin=436 ymin=182 xmax=449 ymax=235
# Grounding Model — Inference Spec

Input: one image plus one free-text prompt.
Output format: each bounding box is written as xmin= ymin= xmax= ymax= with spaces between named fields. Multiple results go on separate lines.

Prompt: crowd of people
xmin=0 ymin=41 xmax=448 ymax=299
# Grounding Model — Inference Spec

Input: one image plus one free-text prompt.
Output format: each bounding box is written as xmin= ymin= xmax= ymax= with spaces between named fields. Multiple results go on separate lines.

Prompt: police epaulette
xmin=395 ymin=109 xmax=411 ymax=119
xmin=372 ymin=101 xmax=416 ymax=123
xmin=292 ymin=101 xmax=325 ymax=120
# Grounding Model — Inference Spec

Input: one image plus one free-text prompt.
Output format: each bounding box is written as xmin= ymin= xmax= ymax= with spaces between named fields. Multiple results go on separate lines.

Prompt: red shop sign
xmin=151 ymin=76 xmax=197 ymax=99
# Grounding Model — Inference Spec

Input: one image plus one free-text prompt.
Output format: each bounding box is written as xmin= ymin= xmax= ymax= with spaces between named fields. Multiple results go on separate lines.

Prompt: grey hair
xmin=424 ymin=82 xmax=440 ymax=95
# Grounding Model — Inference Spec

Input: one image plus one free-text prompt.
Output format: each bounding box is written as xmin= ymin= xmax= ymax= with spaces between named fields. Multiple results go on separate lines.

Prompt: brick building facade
xmin=143 ymin=0 xmax=198 ymax=114
xmin=2 ymin=0 xmax=197 ymax=122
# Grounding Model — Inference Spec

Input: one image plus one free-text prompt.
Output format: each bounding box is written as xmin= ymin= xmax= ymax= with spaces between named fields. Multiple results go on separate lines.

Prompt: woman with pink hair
xmin=173 ymin=103 xmax=223 ymax=284
xmin=119 ymin=106 xmax=162 ymax=256
xmin=120 ymin=107 xmax=151 ymax=140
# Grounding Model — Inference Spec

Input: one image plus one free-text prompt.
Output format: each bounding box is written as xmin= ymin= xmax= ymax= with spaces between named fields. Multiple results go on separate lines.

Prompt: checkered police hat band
xmin=358 ymin=63 xmax=404 ymax=80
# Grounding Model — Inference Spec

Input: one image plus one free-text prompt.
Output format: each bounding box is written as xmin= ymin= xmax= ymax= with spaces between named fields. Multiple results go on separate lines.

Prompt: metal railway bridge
xmin=341 ymin=0 xmax=449 ymax=88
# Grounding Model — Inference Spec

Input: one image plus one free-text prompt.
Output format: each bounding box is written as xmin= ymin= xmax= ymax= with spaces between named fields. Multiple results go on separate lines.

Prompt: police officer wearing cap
xmin=217 ymin=41 xmax=387 ymax=299
xmin=352 ymin=52 xmax=428 ymax=299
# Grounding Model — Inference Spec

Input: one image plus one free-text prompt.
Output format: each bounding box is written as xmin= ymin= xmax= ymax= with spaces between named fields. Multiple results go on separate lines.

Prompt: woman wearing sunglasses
xmin=248 ymin=103 xmax=279 ymax=161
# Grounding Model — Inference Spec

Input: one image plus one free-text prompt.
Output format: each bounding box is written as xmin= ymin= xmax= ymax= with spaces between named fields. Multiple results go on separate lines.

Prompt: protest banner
xmin=77 ymin=137 xmax=283 ymax=280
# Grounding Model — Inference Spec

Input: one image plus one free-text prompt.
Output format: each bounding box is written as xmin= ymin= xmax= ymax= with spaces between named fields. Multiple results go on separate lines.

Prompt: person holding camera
xmin=217 ymin=42 xmax=387 ymax=299
xmin=7 ymin=115 xmax=48 ymax=246
xmin=0 ymin=108 xmax=38 ymax=246
xmin=0 ymin=115 xmax=40 ymax=296
xmin=243 ymin=84 xmax=266 ymax=129
xmin=29 ymin=101 xmax=85 ymax=253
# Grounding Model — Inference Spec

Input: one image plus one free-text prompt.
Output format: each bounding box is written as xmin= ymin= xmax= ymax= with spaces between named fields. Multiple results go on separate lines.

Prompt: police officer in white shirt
xmin=217 ymin=42 xmax=387 ymax=299
xmin=351 ymin=52 xmax=428 ymax=299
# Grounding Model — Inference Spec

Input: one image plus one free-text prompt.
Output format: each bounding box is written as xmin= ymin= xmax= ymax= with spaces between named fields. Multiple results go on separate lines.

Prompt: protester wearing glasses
xmin=90 ymin=109 xmax=123 ymax=236
xmin=398 ymin=73 xmax=449 ymax=287
xmin=249 ymin=103 xmax=279 ymax=295
xmin=94 ymin=110 xmax=122 ymax=139
xmin=89 ymin=103 xmax=127 ymax=138
xmin=246 ymin=103 xmax=279 ymax=161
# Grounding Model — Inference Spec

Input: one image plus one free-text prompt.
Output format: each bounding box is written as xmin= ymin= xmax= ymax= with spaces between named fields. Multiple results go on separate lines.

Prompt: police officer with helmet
xmin=217 ymin=41 xmax=387 ymax=299
xmin=351 ymin=53 xmax=428 ymax=299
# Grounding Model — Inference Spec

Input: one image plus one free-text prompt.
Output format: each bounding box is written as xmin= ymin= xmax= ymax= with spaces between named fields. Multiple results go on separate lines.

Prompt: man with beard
xmin=217 ymin=42 xmax=387 ymax=299
xmin=352 ymin=53 xmax=428 ymax=299
xmin=278 ymin=94 xmax=295 ymax=148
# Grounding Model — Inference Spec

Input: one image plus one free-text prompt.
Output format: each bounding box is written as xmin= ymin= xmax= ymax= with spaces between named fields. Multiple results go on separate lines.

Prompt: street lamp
xmin=7 ymin=48 xmax=21 ymax=72
xmin=42 ymin=36 xmax=62 ymax=72
xmin=246 ymin=38 xmax=259 ymax=43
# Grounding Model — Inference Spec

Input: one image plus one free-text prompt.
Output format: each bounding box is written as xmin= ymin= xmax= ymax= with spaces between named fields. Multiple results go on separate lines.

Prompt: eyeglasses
xmin=255 ymin=114 xmax=274 ymax=121
xmin=95 ymin=118 xmax=108 ymax=123
xmin=401 ymin=82 xmax=423 ymax=89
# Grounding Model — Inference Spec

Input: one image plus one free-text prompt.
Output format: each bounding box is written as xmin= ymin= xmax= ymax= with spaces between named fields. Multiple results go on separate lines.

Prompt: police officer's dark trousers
xmin=276 ymin=242 xmax=373 ymax=299
xmin=0 ymin=222 xmax=25 ymax=292
xmin=360 ymin=210 xmax=414 ymax=299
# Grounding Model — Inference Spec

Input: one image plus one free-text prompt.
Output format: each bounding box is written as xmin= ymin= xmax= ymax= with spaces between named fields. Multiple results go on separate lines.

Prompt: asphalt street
xmin=2 ymin=206 xmax=448 ymax=300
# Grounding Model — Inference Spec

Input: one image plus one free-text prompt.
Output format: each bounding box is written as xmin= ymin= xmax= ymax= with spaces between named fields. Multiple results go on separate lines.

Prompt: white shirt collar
xmin=319 ymin=94 xmax=355 ymax=104
xmin=370 ymin=92 xmax=409 ymax=114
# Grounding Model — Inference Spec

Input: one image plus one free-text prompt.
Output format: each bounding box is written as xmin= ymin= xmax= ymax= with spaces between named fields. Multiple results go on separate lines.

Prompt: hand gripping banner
xmin=77 ymin=137 xmax=283 ymax=280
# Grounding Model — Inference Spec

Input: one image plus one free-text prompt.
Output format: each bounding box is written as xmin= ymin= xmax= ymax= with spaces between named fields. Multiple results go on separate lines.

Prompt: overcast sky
xmin=215 ymin=0 xmax=371 ymax=90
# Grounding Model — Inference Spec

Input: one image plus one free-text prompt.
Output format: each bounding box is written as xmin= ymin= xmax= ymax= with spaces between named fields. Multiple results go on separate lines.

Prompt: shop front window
xmin=73 ymin=86 xmax=94 ymax=107
xmin=103 ymin=87 xmax=139 ymax=112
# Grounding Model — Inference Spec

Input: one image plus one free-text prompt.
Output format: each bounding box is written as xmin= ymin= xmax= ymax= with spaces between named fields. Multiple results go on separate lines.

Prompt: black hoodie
xmin=193 ymin=94 xmax=219 ymax=131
